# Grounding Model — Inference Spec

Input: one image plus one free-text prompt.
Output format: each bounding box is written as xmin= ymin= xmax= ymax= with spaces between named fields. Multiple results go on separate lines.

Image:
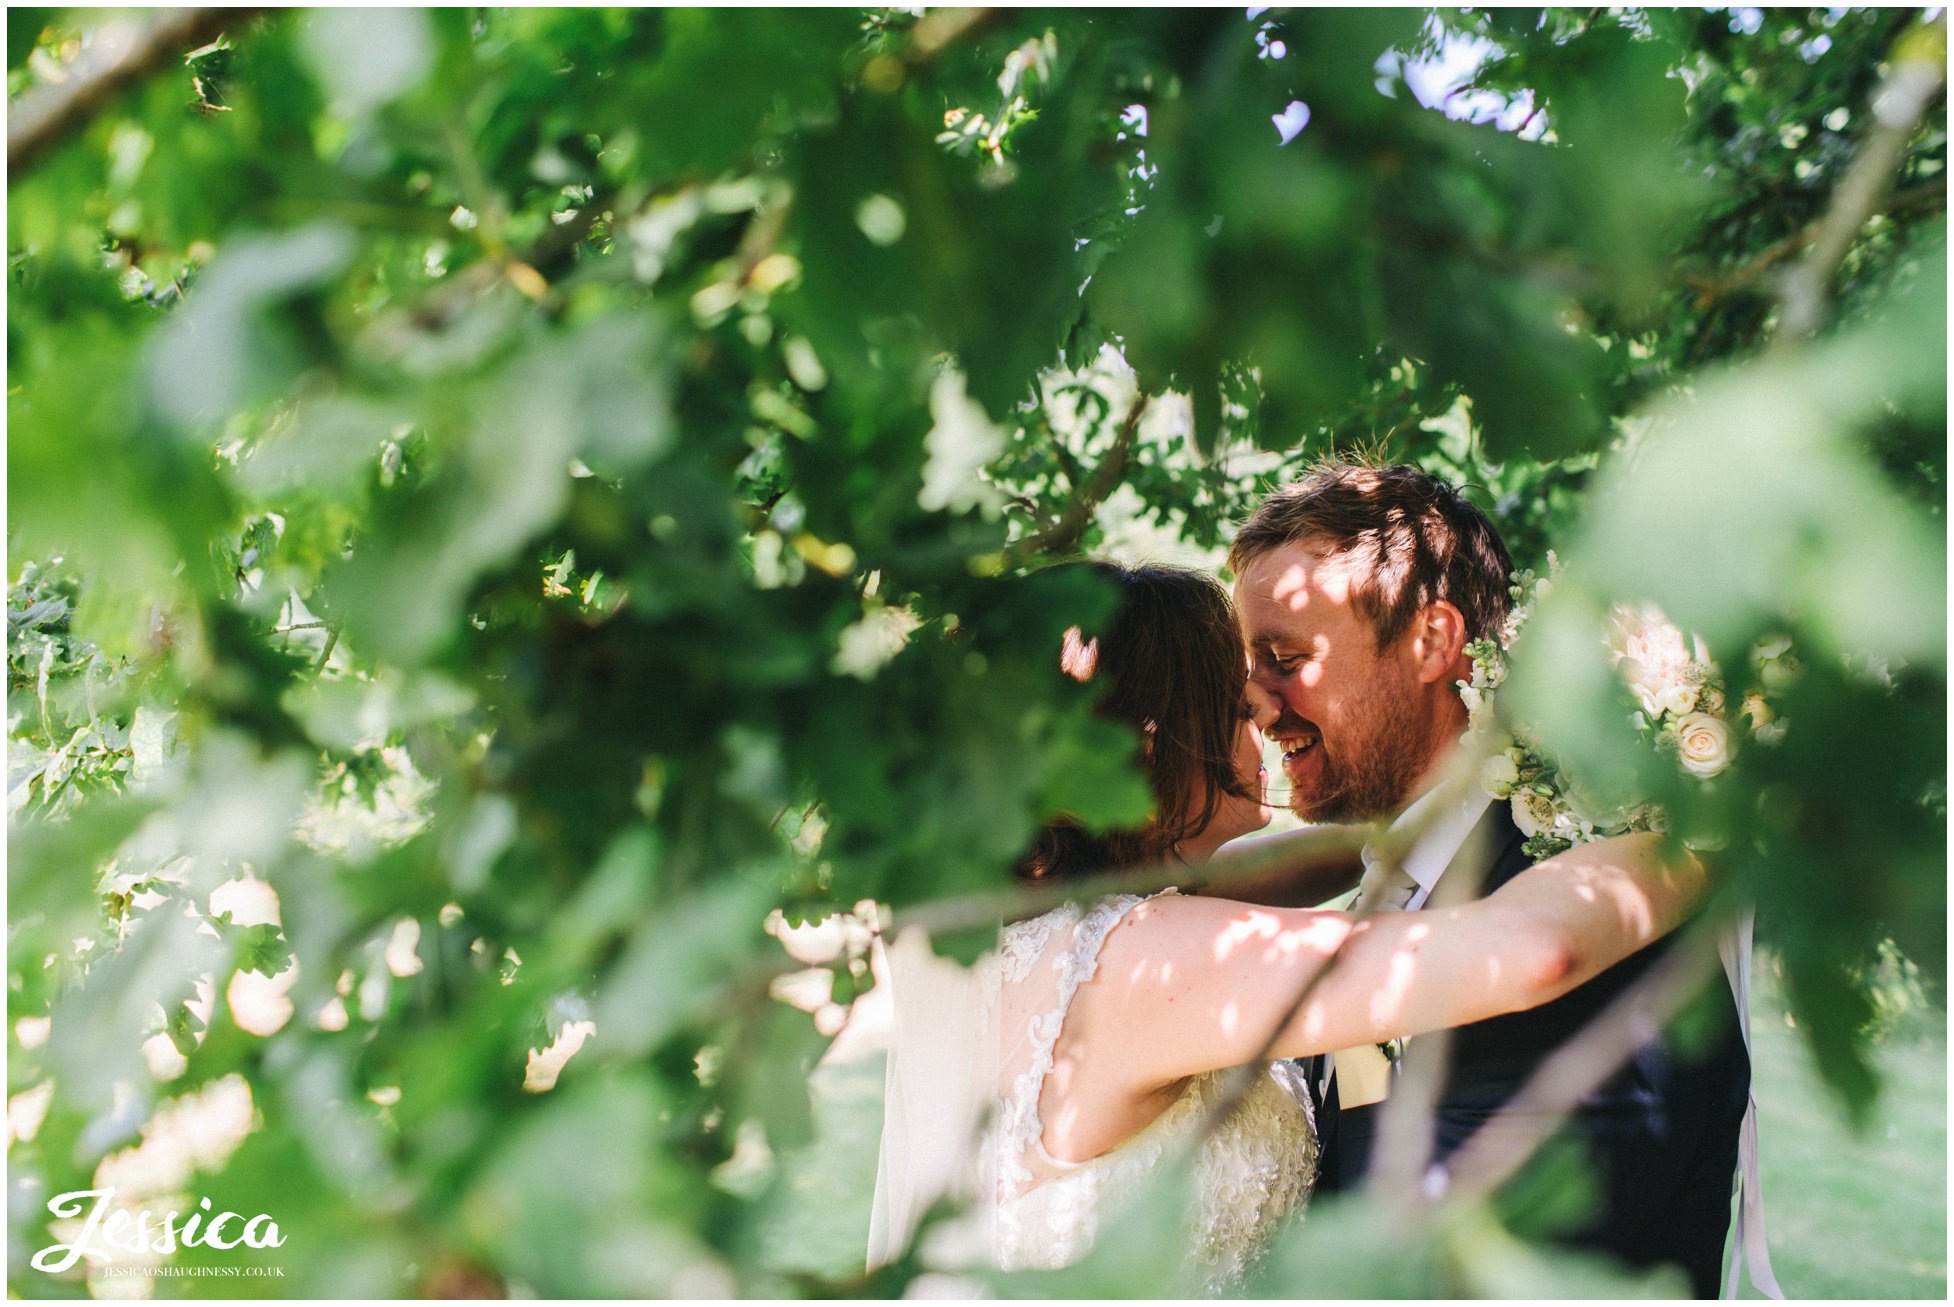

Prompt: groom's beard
xmin=1278 ymin=690 xmax=1430 ymax=824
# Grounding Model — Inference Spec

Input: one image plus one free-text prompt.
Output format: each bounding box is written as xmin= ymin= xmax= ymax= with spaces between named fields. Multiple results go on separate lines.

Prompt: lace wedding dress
xmin=869 ymin=890 xmax=1318 ymax=1294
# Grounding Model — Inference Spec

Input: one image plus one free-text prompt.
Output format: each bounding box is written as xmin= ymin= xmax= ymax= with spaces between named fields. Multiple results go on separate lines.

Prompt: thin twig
xmin=444 ymin=116 xmax=510 ymax=259
xmin=1437 ymin=915 xmax=1731 ymax=1201
xmin=1043 ymin=417 xmax=1087 ymax=494
xmin=1362 ymin=761 xmax=1498 ymax=1204
xmin=1774 ymin=13 xmax=1946 ymax=344
xmin=314 ymin=626 xmax=340 ymax=674
xmin=370 ymin=188 xmax=612 ymax=350
xmin=1185 ymin=763 xmax=1481 ymax=1153
xmin=881 ymin=821 xmax=1371 ymax=943
xmin=8 ymin=8 xmax=266 ymax=175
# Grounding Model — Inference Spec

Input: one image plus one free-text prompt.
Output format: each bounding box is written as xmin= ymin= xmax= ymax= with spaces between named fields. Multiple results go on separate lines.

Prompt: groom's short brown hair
xmin=1228 ymin=459 xmax=1515 ymax=649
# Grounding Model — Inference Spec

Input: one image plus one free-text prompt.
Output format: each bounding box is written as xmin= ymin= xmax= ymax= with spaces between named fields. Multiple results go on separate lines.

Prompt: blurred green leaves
xmin=1506 ymin=233 xmax=1946 ymax=1114
xmin=333 ymin=309 xmax=675 ymax=664
xmin=6 ymin=7 xmax=1945 ymax=1299
xmin=295 ymin=8 xmax=434 ymax=121
xmin=147 ymin=223 xmax=355 ymax=431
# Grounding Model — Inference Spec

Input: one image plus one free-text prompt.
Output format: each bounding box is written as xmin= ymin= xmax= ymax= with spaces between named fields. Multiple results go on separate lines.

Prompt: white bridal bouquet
xmin=1457 ymin=557 xmax=1754 ymax=861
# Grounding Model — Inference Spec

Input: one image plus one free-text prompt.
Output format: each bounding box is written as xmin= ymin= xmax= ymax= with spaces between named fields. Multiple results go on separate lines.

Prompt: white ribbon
xmin=1721 ymin=909 xmax=1785 ymax=1299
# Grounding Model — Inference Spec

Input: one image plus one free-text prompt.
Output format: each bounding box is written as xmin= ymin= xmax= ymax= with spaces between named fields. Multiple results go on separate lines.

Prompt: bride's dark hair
xmin=1017 ymin=561 xmax=1255 ymax=883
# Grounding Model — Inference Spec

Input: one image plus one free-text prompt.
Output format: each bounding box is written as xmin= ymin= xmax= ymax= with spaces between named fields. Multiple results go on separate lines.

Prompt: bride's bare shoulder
xmin=1107 ymin=893 xmax=1352 ymax=968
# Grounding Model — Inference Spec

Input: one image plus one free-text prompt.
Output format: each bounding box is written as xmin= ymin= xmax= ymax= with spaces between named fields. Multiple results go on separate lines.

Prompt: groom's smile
xmin=1272 ymin=726 xmax=1330 ymax=807
xmin=1271 ymin=727 xmax=1320 ymax=770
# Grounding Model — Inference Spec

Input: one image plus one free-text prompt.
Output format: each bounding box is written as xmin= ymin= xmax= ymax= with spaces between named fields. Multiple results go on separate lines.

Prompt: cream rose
xmin=1674 ymin=712 xmax=1734 ymax=778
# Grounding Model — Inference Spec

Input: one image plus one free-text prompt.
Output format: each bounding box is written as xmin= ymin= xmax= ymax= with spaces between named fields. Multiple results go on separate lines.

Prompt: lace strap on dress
xmin=997 ymin=889 xmax=1179 ymax=1194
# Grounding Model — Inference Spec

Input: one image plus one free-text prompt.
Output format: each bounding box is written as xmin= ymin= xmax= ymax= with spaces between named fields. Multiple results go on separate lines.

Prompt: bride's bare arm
xmin=1076 ymin=832 xmax=1704 ymax=1091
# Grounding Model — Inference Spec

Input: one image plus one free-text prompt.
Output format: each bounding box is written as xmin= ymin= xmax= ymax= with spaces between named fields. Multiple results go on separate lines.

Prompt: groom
xmin=1229 ymin=460 xmax=1749 ymax=1297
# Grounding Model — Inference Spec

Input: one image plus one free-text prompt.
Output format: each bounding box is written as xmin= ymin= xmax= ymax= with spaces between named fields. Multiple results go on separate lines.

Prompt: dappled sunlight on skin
xmin=1269 ymin=552 xmax=1361 ymax=609
xmin=1360 ymin=919 xmax=1506 ymax=1031
xmin=1373 ymin=947 xmax=1422 ymax=1026
xmin=1114 ymin=956 xmax=1177 ymax=991
xmin=1267 ymin=560 xmax=1311 ymax=608
xmin=1010 ymin=838 xmax=1698 ymax=1179
xmin=1237 ymin=541 xmax=1441 ymax=824
xmin=1211 ymin=908 xmax=1352 ymax=962
xmin=1565 ymin=862 xmax=1661 ymax=938
xmin=1261 ymin=563 xmax=1338 ymax=688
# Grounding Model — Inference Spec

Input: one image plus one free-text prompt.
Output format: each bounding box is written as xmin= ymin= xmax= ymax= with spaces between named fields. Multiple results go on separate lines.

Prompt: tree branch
xmin=1774 ymin=13 xmax=1947 ymax=344
xmin=1358 ymin=765 xmax=1507 ymax=1206
xmin=1683 ymin=178 xmax=1946 ymax=310
xmin=1042 ymin=417 xmax=1088 ymax=495
xmin=1012 ymin=396 xmax=1148 ymax=560
xmin=8 ymin=8 xmax=265 ymax=176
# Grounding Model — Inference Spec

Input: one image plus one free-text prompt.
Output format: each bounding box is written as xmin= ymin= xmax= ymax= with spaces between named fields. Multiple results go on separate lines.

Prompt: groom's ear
xmin=1408 ymin=600 xmax=1469 ymax=684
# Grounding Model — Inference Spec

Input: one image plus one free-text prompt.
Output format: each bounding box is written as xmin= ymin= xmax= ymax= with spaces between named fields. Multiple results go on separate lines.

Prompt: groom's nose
xmin=1248 ymin=662 xmax=1306 ymax=716
xmin=1244 ymin=680 xmax=1279 ymax=729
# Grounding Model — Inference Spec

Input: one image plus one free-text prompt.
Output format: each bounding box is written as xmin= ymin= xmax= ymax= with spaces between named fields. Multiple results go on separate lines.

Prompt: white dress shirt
xmin=1358 ymin=782 xmax=1496 ymax=912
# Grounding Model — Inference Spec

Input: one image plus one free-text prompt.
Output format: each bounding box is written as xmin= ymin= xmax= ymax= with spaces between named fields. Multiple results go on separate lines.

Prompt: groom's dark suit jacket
xmin=1308 ymin=803 xmax=1748 ymax=1298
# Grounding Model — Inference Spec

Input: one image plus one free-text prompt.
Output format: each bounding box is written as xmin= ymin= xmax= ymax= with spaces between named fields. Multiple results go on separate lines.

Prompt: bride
xmin=867 ymin=562 xmax=1703 ymax=1291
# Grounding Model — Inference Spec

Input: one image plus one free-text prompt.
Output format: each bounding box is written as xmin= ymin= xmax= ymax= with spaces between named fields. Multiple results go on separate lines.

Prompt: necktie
xmin=1353 ymin=851 xmax=1421 ymax=914
xmin=1319 ymin=852 xmax=1419 ymax=1101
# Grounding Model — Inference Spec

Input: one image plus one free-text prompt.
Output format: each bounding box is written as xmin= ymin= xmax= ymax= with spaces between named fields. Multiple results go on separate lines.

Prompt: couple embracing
xmin=869 ymin=460 xmax=1754 ymax=1297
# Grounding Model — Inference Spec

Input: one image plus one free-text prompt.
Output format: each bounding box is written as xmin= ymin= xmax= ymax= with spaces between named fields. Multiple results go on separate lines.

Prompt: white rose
xmin=1618 ymin=657 xmax=1666 ymax=718
xmin=1655 ymin=682 xmax=1699 ymax=718
xmin=1510 ymin=789 xmax=1557 ymax=839
xmin=1480 ymin=753 xmax=1520 ymax=798
xmin=1673 ymin=712 xmax=1734 ymax=778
